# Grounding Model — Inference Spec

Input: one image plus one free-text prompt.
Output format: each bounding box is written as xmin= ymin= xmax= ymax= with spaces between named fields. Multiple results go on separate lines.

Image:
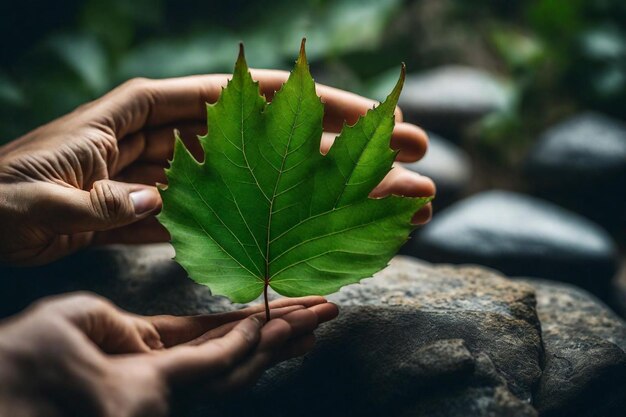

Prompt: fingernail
xmin=130 ymin=189 xmax=158 ymax=215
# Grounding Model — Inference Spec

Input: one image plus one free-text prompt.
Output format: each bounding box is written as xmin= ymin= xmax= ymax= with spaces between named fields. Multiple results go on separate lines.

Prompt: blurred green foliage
xmin=0 ymin=0 xmax=624 ymax=164
xmin=460 ymin=0 xmax=626 ymax=160
xmin=0 ymin=0 xmax=403 ymax=141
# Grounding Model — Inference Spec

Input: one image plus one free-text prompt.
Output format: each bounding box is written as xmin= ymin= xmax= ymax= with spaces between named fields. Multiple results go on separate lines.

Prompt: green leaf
xmin=158 ymin=40 xmax=431 ymax=303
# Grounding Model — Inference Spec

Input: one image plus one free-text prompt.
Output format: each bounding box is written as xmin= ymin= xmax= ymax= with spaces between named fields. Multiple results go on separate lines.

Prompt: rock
xmin=520 ymin=278 xmax=626 ymax=417
xmin=398 ymin=66 xmax=509 ymax=134
xmin=524 ymin=112 xmax=626 ymax=239
xmin=200 ymin=257 xmax=541 ymax=417
xmin=402 ymin=132 xmax=471 ymax=207
xmin=4 ymin=246 xmax=625 ymax=416
xmin=0 ymin=244 xmax=234 ymax=318
xmin=410 ymin=190 xmax=619 ymax=299
xmin=1 ymin=249 xmax=541 ymax=416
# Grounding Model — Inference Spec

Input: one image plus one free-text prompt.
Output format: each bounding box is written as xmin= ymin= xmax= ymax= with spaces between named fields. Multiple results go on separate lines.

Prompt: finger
xmin=181 ymin=305 xmax=307 ymax=347
xmin=257 ymin=309 xmax=318 ymax=351
xmin=370 ymin=165 xmax=436 ymax=199
xmin=187 ymin=301 xmax=336 ymax=346
xmin=154 ymin=316 xmax=262 ymax=384
xmin=247 ymin=69 xmax=404 ymax=130
xmin=412 ymin=203 xmax=433 ymax=225
xmin=307 ymin=302 xmax=339 ymax=324
xmin=179 ymin=296 xmax=336 ymax=344
xmin=185 ymin=295 xmax=327 ymax=329
xmin=239 ymin=295 xmax=328 ymax=316
xmin=205 ymin=350 xmax=273 ymax=394
xmin=206 ymin=324 xmax=320 ymax=394
xmin=98 ymin=71 xmax=402 ymax=137
xmin=320 ymin=122 xmax=428 ymax=163
xmin=30 ymin=180 xmax=161 ymax=234
xmin=43 ymin=292 xmax=163 ymax=353
xmin=115 ymin=122 xmax=206 ymax=174
xmin=118 ymin=121 xmax=423 ymax=174
xmin=206 ymin=333 xmax=317 ymax=394
xmin=150 ymin=300 xmax=322 ymax=348
xmin=391 ymin=123 xmax=428 ymax=162
xmin=92 ymin=216 xmax=169 ymax=245
xmin=103 ymin=315 xmax=163 ymax=353
xmin=256 ymin=316 xmax=293 ymax=350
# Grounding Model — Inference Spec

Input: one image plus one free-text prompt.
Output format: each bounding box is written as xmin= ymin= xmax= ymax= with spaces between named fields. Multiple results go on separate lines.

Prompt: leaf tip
xmin=297 ymin=37 xmax=308 ymax=66
xmin=234 ymin=42 xmax=249 ymax=74
xmin=377 ymin=62 xmax=406 ymax=113
xmin=392 ymin=62 xmax=406 ymax=97
xmin=238 ymin=42 xmax=245 ymax=60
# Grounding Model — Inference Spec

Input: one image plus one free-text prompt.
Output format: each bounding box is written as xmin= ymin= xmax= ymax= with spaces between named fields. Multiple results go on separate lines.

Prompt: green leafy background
xmin=2 ymin=0 xmax=624 ymax=164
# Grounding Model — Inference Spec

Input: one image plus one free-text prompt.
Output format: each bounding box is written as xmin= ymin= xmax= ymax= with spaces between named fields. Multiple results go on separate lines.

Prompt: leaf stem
xmin=264 ymin=280 xmax=270 ymax=323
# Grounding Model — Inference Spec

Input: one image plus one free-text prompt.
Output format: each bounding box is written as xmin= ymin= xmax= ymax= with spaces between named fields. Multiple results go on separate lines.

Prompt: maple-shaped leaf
xmin=158 ymin=40 xmax=431 ymax=309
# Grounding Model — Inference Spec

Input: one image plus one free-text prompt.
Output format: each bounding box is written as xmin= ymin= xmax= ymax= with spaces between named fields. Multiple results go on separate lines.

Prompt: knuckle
xmin=95 ymin=132 xmax=119 ymax=169
xmin=77 ymin=127 xmax=119 ymax=173
xmin=123 ymin=77 xmax=153 ymax=93
xmin=123 ymin=77 xmax=158 ymax=105
xmin=90 ymin=180 xmax=127 ymax=222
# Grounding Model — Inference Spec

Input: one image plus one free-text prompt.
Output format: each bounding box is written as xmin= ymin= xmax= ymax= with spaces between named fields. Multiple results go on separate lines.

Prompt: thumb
xmin=39 ymin=179 xmax=162 ymax=233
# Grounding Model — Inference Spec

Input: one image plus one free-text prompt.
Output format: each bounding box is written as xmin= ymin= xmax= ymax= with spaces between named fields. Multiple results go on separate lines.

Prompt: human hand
xmin=0 ymin=292 xmax=338 ymax=417
xmin=0 ymin=70 xmax=434 ymax=266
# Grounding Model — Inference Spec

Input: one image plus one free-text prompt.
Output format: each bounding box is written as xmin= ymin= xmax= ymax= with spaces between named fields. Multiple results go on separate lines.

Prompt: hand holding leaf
xmin=158 ymin=40 xmax=432 ymax=320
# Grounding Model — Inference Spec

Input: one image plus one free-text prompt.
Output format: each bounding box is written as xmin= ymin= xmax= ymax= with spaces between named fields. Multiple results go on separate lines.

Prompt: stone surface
xmin=196 ymin=257 xmax=542 ymax=417
xmin=3 ymin=245 xmax=626 ymax=416
xmin=398 ymin=66 xmax=509 ymax=134
xmin=520 ymin=278 xmax=626 ymax=417
xmin=524 ymin=112 xmax=626 ymax=239
xmin=402 ymin=132 xmax=471 ymax=207
xmin=410 ymin=190 xmax=619 ymax=298
xmin=0 ymin=244 xmax=234 ymax=317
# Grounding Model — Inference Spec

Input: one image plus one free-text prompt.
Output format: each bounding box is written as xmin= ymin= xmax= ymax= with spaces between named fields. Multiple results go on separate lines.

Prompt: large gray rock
xmin=520 ymin=278 xmax=626 ymax=417
xmin=410 ymin=191 xmax=619 ymax=299
xmin=398 ymin=66 xmax=509 ymax=134
xmin=199 ymin=257 xmax=542 ymax=417
xmin=0 ymin=248 xmax=540 ymax=417
xmin=402 ymin=132 xmax=471 ymax=207
xmin=524 ymin=112 xmax=626 ymax=239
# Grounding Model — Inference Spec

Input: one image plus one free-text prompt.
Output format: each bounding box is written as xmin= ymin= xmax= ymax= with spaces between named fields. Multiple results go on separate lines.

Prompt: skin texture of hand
xmin=0 ymin=70 xmax=435 ymax=266
xmin=0 ymin=292 xmax=338 ymax=417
